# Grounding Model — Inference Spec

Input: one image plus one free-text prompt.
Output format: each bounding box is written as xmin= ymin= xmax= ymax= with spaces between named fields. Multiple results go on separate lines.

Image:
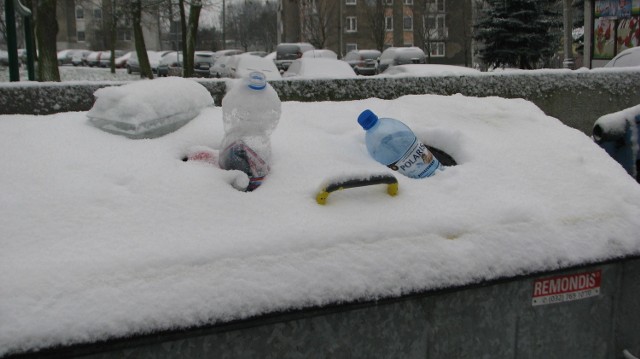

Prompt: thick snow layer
xmin=1 ymin=79 xmax=640 ymax=355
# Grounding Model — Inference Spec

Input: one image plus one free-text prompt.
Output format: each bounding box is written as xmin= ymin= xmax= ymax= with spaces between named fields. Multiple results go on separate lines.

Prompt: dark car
xmin=376 ymin=47 xmax=426 ymax=74
xmin=275 ymin=42 xmax=315 ymax=72
xmin=193 ymin=51 xmax=216 ymax=78
xmin=343 ymin=49 xmax=381 ymax=76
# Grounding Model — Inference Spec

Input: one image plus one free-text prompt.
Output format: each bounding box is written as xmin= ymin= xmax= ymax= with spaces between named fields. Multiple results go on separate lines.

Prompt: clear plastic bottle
xmin=357 ymin=109 xmax=442 ymax=178
xmin=219 ymin=72 xmax=281 ymax=191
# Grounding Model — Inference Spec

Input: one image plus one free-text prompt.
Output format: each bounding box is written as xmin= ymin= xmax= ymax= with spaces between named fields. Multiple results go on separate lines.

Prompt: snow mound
xmin=87 ymin=77 xmax=214 ymax=139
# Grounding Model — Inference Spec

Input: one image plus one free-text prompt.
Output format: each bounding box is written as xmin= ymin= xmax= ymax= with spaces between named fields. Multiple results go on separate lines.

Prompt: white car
xmin=282 ymin=58 xmax=357 ymax=79
xmin=604 ymin=47 xmax=640 ymax=68
xmin=302 ymin=49 xmax=338 ymax=59
xmin=225 ymin=54 xmax=282 ymax=80
xmin=379 ymin=64 xmax=480 ymax=77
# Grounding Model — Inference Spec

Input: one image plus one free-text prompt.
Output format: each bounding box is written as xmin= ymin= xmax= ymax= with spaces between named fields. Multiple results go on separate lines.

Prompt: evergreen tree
xmin=474 ymin=0 xmax=560 ymax=69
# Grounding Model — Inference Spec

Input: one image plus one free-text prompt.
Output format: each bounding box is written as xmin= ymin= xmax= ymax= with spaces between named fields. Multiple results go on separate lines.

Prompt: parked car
xmin=210 ymin=55 xmax=234 ymax=78
xmin=99 ymin=50 xmax=125 ymax=67
xmin=114 ymin=51 xmax=133 ymax=68
xmin=213 ymin=49 xmax=244 ymax=63
xmin=127 ymin=51 xmax=164 ymax=74
xmin=275 ymin=42 xmax=315 ymax=72
xmin=379 ymin=64 xmax=480 ymax=77
xmin=58 ymin=49 xmax=85 ymax=66
xmin=193 ymin=51 xmax=216 ymax=78
xmin=71 ymin=50 xmax=91 ymax=66
xmin=302 ymin=49 xmax=338 ymax=59
xmin=0 ymin=50 xmax=9 ymax=66
xmin=604 ymin=47 xmax=640 ymax=68
xmin=282 ymin=58 xmax=357 ymax=79
xmin=342 ymin=49 xmax=381 ymax=76
xmin=157 ymin=51 xmax=183 ymax=77
xmin=376 ymin=47 xmax=426 ymax=74
xmin=223 ymin=54 xmax=282 ymax=80
xmin=245 ymin=51 xmax=268 ymax=57
xmin=85 ymin=51 xmax=103 ymax=67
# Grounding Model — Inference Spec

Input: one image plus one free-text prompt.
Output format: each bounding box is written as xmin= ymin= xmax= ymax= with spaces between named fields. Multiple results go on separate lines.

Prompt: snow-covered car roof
xmin=605 ymin=46 xmax=640 ymax=68
xmin=283 ymin=58 xmax=357 ymax=79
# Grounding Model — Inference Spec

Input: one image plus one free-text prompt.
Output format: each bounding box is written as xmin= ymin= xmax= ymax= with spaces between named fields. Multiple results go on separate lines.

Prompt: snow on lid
xmin=1 ymin=94 xmax=640 ymax=355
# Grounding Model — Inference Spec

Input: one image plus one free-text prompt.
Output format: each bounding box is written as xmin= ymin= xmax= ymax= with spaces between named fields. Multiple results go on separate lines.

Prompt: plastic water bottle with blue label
xmin=358 ymin=109 xmax=442 ymax=178
xmin=219 ymin=71 xmax=281 ymax=191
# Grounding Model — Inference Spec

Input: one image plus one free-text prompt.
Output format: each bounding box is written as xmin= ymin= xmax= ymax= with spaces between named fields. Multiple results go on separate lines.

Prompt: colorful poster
xmin=633 ymin=0 xmax=640 ymax=15
xmin=617 ymin=17 xmax=640 ymax=50
xmin=598 ymin=0 xmax=634 ymax=17
xmin=594 ymin=18 xmax=616 ymax=58
xmin=613 ymin=0 xmax=633 ymax=17
xmin=596 ymin=0 xmax=614 ymax=17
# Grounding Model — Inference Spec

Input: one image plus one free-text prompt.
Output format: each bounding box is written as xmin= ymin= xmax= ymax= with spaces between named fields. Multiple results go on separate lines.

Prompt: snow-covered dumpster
xmin=1 ymin=81 xmax=639 ymax=358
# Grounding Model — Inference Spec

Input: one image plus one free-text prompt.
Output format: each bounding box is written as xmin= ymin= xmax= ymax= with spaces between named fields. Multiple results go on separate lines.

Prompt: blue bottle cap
xmin=358 ymin=109 xmax=379 ymax=130
xmin=247 ymin=71 xmax=267 ymax=90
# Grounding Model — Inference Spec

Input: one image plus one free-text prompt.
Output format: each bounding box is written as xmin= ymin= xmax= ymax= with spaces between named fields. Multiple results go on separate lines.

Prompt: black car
xmin=376 ymin=47 xmax=426 ymax=74
xmin=275 ymin=43 xmax=315 ymax=72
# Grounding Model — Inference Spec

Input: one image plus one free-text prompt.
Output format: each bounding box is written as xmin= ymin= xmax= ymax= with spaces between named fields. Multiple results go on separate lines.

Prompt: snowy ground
xmin=1 ymin=70 xmax=640 ymax=356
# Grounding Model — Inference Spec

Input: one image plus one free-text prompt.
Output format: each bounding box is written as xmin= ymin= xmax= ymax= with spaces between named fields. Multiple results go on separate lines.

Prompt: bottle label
xmin=388 ymin=139 xmax=441 ymax=178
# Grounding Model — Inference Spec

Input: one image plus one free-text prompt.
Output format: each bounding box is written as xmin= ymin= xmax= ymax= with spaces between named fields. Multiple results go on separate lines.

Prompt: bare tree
xmin=415 ymin=0 xmax=441 ymax=63
xmin=131 ymin=0 xmax=153 ymax=78
xmin=33 ymin=0 xmax=60 ymax=81
xmin=363 ymin=0 xmax=387 ymax=52
xmin=301 ymin=0 xmax=336 ymax=49
xmin=225 ymin=0 xmax=277 ymax=51
xmin=185 ymin=0 xmax=202 ymax=75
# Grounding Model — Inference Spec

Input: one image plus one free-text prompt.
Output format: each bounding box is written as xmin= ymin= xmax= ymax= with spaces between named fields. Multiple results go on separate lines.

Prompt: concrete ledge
xmin=1 ymin=70 xmax=639 ymax=135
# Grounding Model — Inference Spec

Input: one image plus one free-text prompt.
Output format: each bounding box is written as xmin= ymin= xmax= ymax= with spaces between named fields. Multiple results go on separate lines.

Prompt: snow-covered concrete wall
xmin=0 ymin=69 xmax=638 ymax=135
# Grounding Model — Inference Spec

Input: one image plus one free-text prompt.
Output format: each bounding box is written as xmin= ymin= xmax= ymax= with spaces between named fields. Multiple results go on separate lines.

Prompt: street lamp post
xmin=563 ymin=0 xmax=575 ymax=69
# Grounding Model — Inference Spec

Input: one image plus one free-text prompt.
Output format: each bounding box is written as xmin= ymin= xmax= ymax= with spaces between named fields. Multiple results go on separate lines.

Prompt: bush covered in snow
xmin=0 ymin=68 xmax=638 ymax=135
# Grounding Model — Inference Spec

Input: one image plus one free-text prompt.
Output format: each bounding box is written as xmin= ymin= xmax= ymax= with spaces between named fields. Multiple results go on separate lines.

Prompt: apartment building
xmin=278 ymin=0 xmax=474 ymax=66
xmin=55 ymin=0 xmax=160 ymax=51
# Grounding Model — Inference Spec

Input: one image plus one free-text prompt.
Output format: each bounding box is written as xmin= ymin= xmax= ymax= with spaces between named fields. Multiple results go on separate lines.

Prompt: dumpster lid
xmin=1 ymin=87 xmax=640 ymax=355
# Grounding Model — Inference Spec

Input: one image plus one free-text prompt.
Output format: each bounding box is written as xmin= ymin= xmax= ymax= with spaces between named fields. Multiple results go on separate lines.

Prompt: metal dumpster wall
xmin=11 ymin=258 xmax=639 ymax=359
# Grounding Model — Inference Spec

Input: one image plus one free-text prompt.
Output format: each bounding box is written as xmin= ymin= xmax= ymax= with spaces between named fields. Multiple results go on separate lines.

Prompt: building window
xmin=346 ymin=43 xmax=358 ymax=52
xmin=385 ymin=16 xmax=393 ymax=31
xmin=77 ymin=31 xmax=85 ymax=42
xmin=404 ymin=0 xmax=413 ymax=4
xmin=117 ymin=29 xmax=132 ymax=41
xmin=76 ymin=7 xmax=84 ymax=19
xmin=424 ymin=14 xmax=447 ymax=39
xmin=403 ymin=16 xmax=412 ymax=31
xmin=346 ymin=16 xmax=357 ymax=32
xmin=436 ymin=0 xmax=445 ymax=12
xmin=385 ymin=0 xmax=393 ymax=5
xmin=430 ymin=42 xmax=445 ymax=57
xmin=346 ymin=0 xmax=356 ymax=5
xmin=93 ymin=9 xmax=102 ymax=19
xmin=436 ymin=14 xmax=446 ymax=37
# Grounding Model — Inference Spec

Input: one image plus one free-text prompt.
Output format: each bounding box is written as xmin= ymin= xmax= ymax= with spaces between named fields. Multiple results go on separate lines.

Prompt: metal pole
xmin=583 ymin=0 xmax=593 ymax=69
xmin=562 ymin=0 xmax=575 ymax=69
xmin=5 ymin=0 xmax=20 ymax=81
xmin=24 ymin=15 xmax=35 ymax=80
xmin=222 ymin=0 xmax=226 ymax=49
